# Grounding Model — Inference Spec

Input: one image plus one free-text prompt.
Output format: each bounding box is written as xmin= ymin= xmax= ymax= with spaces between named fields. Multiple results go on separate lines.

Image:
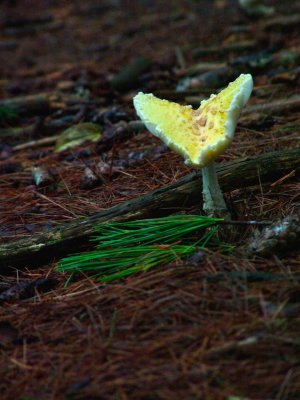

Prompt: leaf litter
xmin=0 ymin=0 xmax=300 ymax=399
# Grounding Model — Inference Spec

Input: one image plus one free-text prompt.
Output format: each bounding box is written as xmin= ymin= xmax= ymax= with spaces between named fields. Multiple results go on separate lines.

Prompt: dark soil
xmin=0 ymin=1 xmax=300 ymax=399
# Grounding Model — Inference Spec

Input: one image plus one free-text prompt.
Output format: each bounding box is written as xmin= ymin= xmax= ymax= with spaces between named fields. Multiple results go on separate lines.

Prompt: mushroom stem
xmin=202 ymin=161 xmax=229 ymax=218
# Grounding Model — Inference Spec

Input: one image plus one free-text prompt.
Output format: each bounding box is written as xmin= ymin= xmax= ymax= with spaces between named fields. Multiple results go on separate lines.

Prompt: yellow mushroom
xmin=133 ymin=73 xmax=253 ymax=217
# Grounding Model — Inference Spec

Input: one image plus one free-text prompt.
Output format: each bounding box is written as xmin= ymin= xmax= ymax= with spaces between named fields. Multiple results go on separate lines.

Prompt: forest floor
xmin=0 ymin=1 xmax=300 ymax=399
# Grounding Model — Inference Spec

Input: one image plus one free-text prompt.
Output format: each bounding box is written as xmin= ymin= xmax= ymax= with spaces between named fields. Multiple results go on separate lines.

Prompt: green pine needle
xmin=57 ymin=215 xmax=226 ymax=282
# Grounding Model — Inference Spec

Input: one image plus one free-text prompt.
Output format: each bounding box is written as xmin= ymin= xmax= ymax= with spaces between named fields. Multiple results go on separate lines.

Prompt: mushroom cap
xmin=133 ymin=73 xmax=253 ymax=167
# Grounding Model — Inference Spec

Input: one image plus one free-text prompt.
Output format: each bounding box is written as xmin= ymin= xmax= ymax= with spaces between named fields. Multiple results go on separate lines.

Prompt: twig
xmin=262 ymin=14 xmax=300 ymax=31
xmin=192 ymin=40 xmax=256 ymax=58
xmin=218 ymin=220 xmax=271 ymax=226
xmin=174 ymin=46 xmax=186 ymax=70
xmin=242 ymin=95 xmax=300 ymax=116
xmin=177 ymin=62 xmax=226 ymax=77
xmin=203 ymin=335 xmax=261 ymax=357
xmin=13 ymin=135 xmax=60 ymax=151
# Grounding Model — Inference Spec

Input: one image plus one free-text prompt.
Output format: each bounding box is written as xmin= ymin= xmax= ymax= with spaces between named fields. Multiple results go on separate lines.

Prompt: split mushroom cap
xmin=133 ymin=73 xmax=253 ymax=167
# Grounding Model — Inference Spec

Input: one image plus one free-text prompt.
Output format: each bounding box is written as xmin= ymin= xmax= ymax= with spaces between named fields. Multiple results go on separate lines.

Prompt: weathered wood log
xmin=242 ymin=95 xmax=300 ymax=116
xmin=187 ymin=94 xmax=300 ymax=116
xmin=192 ymin=40 xmax=256 ymax=58
xmin=110 ymin=57 xmax=151 ymax=92
xmin=177 ymin=62 xmax=226 ymax=77
xmin=0 ymin=147 xmax=299 ymax=270
xmin=4 ymin=21 xmax=64 ymax=36
xmin=0 ymin=94 xmax=52 ymax=115
xmin=262 ymin=14 xmax=300 ymax=31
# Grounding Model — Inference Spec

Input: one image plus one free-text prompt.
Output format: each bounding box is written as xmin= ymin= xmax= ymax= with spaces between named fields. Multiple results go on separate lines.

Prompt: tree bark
xmin=0 ymin=147 xmax=299 ymax=270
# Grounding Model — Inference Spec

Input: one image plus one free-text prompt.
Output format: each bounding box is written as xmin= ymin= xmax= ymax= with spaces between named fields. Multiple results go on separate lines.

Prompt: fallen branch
xmin=0 ymin=94 xmax=52 ymax=115
xmin=13 ymin=135 xmax=60 ymax=151
xmin=187 ymin=95 xmax=300 ymax=118
xmin=192 ymin=40 xmax=256 ymax=58
xmin=242 ymin=95 xmax=300 ymax=116
xmin=0 ymin=147 xmax=299 ymax=270
xmin=262 ymin=14 xmax=300 ymax=31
